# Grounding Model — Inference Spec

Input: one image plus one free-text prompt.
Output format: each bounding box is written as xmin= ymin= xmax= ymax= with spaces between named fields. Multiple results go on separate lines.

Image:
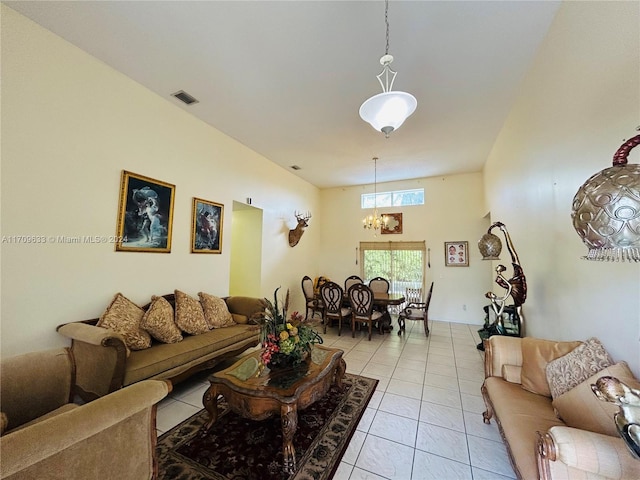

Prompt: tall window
xmin=359 ymin=241 xmax=426 ymax=298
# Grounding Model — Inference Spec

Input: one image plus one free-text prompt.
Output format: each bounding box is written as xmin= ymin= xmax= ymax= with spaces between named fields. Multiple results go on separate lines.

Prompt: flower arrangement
xmin=259 ymin=287 xmax=322 ymax=368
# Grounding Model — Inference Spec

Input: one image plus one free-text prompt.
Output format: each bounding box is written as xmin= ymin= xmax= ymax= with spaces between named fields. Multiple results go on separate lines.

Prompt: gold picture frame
xmin=115 ymin=170 xmax=175 ymax=253
xmin=445 ymin=241 xmax=469 ymax=267
xmin=191 ymin=197 xmax=224 ymax=254
xmin=381 ymin=213 xmax=403 ymax=234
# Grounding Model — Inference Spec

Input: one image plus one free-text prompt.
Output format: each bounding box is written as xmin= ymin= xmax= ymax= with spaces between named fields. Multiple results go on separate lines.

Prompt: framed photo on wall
xmin=191 ymin=197 xmax=224 ymax=254
xmin=115 ymin=170 xmax=175 ymax=253
xmin=381 ymin=213 xmax=403 ymax=234
xmin=445 ymin=241 xmax=469 ymax=267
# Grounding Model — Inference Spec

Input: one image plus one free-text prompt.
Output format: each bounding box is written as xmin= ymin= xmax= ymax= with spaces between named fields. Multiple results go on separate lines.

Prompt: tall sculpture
xmin=478 ymin=222 xmax=527 ymax=336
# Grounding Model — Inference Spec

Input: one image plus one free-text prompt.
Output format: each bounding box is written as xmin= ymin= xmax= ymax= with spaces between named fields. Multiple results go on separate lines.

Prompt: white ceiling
xmin=6 ymin=0 xmax=560 ymax=188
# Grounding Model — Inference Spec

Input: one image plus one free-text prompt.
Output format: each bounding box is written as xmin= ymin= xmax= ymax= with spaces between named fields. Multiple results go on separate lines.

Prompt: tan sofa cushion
xmin=97 ymin=293 xmax=152 ymax=350
xmin=520 ymin=337 xmax=582 ymax=397
xmin=484 ymin=376 xmax=565 ymax=479
xmin=140 ymin=296 xmax=183 ymax=344
xmin=199 ymin=292 xmax=235 ymax=328
xmin=174 ymin=290 xmax=209 ymax=335
xmin=123 ymin=325 xmax=259 ymax=385
xmin=545 ymin=337 xmax=613 ymax=399
xmin=502 ymin=364 xmax=522 ymax=384
xmin=552 ymin=361 xmax=640 ymax=437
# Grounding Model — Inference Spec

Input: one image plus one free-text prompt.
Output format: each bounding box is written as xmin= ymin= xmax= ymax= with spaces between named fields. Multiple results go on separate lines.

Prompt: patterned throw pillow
xmin=546 ymin=337 xmax=613 ymax=399
xmin=199 ymin=292 xmax=236 ymax=328
xmin=174 ymin=290 xmax=209 ymax=335
xmin=140 ymin=296 xmax=183 ymax=344
xmin=97 ymin=293 xmax=152 ymax=350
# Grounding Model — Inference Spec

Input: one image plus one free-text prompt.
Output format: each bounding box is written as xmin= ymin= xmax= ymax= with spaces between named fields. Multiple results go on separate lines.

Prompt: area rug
xmin=157 ymin=373 xmax=378 ymax=480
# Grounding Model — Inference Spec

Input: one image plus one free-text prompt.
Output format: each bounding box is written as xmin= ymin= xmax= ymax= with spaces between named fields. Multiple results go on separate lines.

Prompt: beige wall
xmin=0 ymin=6 xmax=320 ymax=357
xmin=319 ymin=173 xmax=492 ymax=325
xmin=484 ymin=1 xmax=640 ymax=375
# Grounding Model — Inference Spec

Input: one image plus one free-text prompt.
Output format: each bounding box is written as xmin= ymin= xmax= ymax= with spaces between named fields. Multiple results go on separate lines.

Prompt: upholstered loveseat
xmin=482 ymin=335 xmax=640 ymax=480
xmin=0 ymin=348 xmax=169 ymax=480
xmin=57 ymin=292 xmax=263 ymax=401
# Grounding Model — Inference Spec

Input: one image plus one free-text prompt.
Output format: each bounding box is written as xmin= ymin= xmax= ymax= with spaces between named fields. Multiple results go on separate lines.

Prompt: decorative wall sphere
xmin=572 ymin=143 xmax=640 ymax=262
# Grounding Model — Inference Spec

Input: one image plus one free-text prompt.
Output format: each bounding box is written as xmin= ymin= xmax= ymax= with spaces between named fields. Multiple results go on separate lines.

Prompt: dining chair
xmin=398 ymin=282 xmax=434 ymax=336
xmin=368 ymin=276 xmax=390 ymax=294
xmin=348 ymin=283 xmax=383 ymax=341
xmin=344 ymin=275 xmax=363 ymax=293
xmin=301 ymin=275 xmax=323 ymax=321
xmin=320 ymin=282 xmax=352 ymax=336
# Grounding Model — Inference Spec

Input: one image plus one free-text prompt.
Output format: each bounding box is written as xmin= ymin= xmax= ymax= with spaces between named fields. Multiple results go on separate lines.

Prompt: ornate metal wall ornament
xmin=572 ymin=133 xmax=640 ymax=262
xmin=591 ymin=376 xmax=640 ymax=458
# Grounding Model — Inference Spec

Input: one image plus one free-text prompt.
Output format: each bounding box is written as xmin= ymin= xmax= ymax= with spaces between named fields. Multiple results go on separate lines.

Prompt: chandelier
xmin=359 ymin=0 xmax=417 ymax=138
xmin=362 ymin=157 xmax=389 ymax=231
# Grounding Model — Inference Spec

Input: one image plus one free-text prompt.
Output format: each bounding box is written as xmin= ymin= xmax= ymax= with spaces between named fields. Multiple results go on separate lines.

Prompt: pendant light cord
xmin=384 ymin=0 xmax=390 ymax=55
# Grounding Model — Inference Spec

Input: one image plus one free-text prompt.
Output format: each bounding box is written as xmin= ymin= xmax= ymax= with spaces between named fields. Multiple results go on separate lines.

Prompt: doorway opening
xmin=229 ymin=201 xmax=262 ymax=297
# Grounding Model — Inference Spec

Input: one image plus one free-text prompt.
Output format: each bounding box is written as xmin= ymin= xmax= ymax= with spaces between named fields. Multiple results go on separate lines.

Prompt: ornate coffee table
xmin=202 ymin=345 xmax=346 ymax=473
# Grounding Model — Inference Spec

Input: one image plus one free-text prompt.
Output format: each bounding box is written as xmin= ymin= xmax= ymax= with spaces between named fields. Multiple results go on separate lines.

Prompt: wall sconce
xmin=572 ymin=133 xmax=640 ymax=262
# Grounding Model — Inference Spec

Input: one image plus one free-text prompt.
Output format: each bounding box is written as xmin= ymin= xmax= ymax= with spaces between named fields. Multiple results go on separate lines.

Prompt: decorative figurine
xmin=591 ymin=376 xmax=640 ymax=459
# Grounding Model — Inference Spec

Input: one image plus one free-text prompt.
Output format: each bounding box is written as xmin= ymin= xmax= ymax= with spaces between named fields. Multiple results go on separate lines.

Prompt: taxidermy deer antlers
xmin=288 ymin=211 xmax=311 ymax=247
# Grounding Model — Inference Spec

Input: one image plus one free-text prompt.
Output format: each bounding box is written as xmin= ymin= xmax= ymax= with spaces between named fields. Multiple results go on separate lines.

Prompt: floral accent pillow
xmin=545 ymin=337 xmax=613 ymax=399
xmin=199 ymin=292 xmax=236 ymax=328
xmin=140 ymin=296 xmax=183 ymax=344
xmin=97 ymin=293 xmax=152 ymax=350
xmin=174 ymin=290 xmax=209 ymax=335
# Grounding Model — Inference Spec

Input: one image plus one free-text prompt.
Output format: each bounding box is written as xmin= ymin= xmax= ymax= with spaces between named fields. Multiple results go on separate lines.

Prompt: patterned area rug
xmin=157 ymin=373 xmax=378 ymax=480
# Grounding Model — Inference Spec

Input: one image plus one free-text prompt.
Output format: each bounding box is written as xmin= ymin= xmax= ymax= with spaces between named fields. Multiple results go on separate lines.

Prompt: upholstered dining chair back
xmin=368 ymin=277 xmax=390 ymax=294
xmin=348 ymin=283 xmax=383 ymax=340
xmin=344 ymin=275 xmax=363 ymax=293
xmin=302 ymin=275 xmax=323 ymax=320
xmin=320 ymin=281 xmax=352 ymax=335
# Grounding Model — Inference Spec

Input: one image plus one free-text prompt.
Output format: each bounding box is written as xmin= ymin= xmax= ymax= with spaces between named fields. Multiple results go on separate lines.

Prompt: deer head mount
xmin=288 ymin=211 xmax=311 ymax=247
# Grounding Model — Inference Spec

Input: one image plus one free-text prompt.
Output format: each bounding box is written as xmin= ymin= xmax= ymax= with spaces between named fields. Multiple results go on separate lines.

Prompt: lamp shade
xmin=478 ymin=232 xmax=502 ymax=260
xmin=571 ymin=135 xmax=640 ymax=261
xmin=359 ymin=91 xmax=417 ymax=135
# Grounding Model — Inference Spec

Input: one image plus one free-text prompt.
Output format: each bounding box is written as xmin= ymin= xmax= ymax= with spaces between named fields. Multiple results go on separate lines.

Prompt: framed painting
xmin=115 ymin=171 xmax=175 ymax=253
xmin=381 ymin=213 xmax=403 ymax=234
xmin=191 ymin=197 xmax=224 ymax=254
xmin=445 ymin=241 xmax=469 ymax=267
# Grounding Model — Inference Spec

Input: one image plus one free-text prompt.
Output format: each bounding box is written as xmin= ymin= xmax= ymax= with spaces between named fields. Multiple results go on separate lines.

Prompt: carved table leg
xmin=202 ymin=385 xmax=219 ymax=431
xmin=335 ymin=358 xmax=346 ymax=391
xmin=281 ymin=404 xmax=298 ymax=474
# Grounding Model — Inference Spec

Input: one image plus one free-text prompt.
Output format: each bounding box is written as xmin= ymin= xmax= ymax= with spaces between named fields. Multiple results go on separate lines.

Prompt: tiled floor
xmin=156 ymin=319 xmax=516 ymax=480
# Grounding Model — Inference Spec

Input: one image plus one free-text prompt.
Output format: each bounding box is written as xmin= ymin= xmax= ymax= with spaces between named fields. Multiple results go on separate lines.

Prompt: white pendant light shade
xmin=359 ymin=91 xmax=417 ymax=136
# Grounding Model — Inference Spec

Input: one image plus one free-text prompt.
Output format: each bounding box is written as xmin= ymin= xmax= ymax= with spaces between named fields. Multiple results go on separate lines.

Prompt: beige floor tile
xmin=467 ymin=435 xmax=516 ymax=478
xmin=355 ymin=435 xmax=415 ymax=480
xmin=416 ymin=422 xmax=470 ymax=464
xmin=369 ymin=410 xmax=418 ymax=447
xmin=379 ymin=392 xmax=421 ymax=420
xmin=419 ymin=401 xmax=465 ymax=432
xmin=411 ymin=450 xmax=472 ymax=480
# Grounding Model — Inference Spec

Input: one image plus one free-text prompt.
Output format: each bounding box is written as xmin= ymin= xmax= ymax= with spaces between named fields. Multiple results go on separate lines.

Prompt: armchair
xmin=0 ymin=348 xmax=170 ymax=480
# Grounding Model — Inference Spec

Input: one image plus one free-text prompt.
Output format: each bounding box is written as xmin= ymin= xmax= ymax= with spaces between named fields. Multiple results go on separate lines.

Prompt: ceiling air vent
xmin=290 ymin=165 xmax=302 ymax=170
xmin=171 ymin=90 xmax=199 ymax=105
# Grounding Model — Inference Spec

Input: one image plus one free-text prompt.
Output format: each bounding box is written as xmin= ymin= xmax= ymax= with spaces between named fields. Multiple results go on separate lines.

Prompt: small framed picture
xmin=445 ymin=241 xmax=469 ymax=267
xmin=191 ymin=197 xmax=224 ymax=254
xmin=115 ymin=171 xmax=175 ymax=253
xmin=381 ymin=213 xmax=403 ymax=235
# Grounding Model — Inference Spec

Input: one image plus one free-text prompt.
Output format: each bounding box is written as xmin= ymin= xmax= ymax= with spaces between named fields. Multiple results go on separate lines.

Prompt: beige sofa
xmin=0 ymin=348 xmax=170 ymax=480
xmin=482 ymin=335 xmax=640 ymax=480
xmin=57 ymin=294 xmax=263 ymax=401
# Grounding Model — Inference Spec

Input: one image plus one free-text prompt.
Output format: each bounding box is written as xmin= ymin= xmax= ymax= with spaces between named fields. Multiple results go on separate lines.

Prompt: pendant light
xmin=362 ymin=157 xmax=389 ymax=231
xmin=359 ymin=0 xmax=417 ymax=138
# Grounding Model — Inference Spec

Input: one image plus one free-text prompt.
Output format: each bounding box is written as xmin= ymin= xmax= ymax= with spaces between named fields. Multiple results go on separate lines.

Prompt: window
xmin=359 ymin=241 xmax=426 ymax=304
xmin=361 ymin=188 xmax=424 ymax=208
